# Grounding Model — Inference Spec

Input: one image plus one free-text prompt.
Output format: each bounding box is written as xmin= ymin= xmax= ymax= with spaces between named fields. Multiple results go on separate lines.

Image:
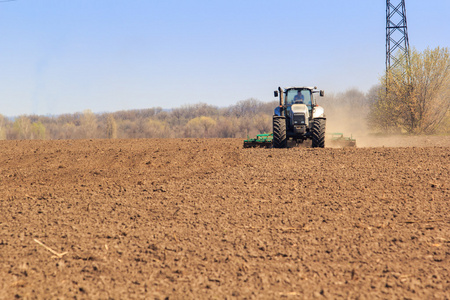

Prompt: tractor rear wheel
xmin=312 ymin=118 xmax=326 ymax=148
xmin=273 ymin=116 xmax=287 ymax=148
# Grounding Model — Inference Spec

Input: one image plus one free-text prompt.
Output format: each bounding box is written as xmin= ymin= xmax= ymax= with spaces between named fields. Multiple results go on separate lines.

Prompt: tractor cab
xmin=285 ymin=88 xmax=314 ymax=117
xmin=274 ymin=87 xmax=324 ymax=122
xmin=286 ymin=88 xmax=313 ymax=106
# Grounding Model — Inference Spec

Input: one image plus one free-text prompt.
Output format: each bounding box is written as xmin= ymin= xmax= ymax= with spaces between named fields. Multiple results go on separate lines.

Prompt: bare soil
xmin=1 ymin=137 xmax=449 ymax=299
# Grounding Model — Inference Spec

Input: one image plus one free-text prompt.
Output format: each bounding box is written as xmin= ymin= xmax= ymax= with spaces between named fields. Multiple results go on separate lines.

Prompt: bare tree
xmin=253 ymin=114 xmax=272 ymax=134
xmin=80 ymin=109 xmax=98 ymax=138
xmin=31 ymin=122 xmax=46 ymax=139
xmin=409 ymin=47 xmax=450 ymax=133
xmin=185 ymin=116 xmax=217 ymax=138
xmin=230 ymin=98 xmax=261 ymax=118
xmin=0 ymin=114 xmax=6 ymax=140
xmin=13 ymin=116 xmax=32 ymax=139
xmin=370 ymin=46 xmax=450 ymax=134
xmin=106 ymin=115 xmax=118 ymax=139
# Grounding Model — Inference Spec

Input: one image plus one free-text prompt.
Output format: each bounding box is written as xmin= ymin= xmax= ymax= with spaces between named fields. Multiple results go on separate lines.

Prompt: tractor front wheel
xmin=273 ymin=116 xmax=287 ymax=148
xmin=311 ymin=118 xmax=326 ymax=148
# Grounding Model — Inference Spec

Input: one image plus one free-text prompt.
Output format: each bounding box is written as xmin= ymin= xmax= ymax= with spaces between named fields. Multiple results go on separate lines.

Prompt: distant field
xmin=1 ymin=138 xmax=449 ymax=299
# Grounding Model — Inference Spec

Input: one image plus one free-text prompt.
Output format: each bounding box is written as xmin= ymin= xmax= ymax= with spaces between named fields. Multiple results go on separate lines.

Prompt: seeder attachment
xmin=329 ymin=133 xmax=356 ymax=148
xmin=243 ymin=133 xmax=273 ymax=148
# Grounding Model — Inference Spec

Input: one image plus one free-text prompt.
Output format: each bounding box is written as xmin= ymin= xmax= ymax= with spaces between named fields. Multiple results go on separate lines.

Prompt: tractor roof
xmin=284 ymin=86 xmax=317 ymax=91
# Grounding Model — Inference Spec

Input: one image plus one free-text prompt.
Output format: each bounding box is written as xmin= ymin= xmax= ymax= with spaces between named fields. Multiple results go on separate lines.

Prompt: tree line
xmin=0 ymin=46 xmax=448 ymax=140
xmin=0 ymin=90 xmax=382 ymax=141
xmin=0 ymin=100 xmax=278 ymax=140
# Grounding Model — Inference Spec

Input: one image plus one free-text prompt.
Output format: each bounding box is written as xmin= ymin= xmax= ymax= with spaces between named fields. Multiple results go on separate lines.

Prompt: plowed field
xmin=1 ymin=137 xmax=449 ymax=299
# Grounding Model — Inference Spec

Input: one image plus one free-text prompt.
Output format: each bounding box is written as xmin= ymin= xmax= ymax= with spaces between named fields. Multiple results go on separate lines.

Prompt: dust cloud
xmin=320 ymin=88 xmax=450 ymax=148
xmin=325 ymin=107 xmax=450 ymax=148
xmin=325 ymin=105 xmax=369 ymax=147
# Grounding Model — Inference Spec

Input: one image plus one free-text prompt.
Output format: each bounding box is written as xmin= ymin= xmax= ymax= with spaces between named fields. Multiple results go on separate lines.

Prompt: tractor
xmin=273 ymin=86 xmax=326 ymax=148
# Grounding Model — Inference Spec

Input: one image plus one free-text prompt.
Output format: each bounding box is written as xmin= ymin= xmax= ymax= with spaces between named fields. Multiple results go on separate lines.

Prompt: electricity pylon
xmin=386 ymin=0 xmax=410 ymax=73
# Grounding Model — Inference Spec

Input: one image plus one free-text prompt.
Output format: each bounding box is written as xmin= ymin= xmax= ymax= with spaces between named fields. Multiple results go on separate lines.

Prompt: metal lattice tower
xmin=386 ymin=0 xmax=410 ymax=73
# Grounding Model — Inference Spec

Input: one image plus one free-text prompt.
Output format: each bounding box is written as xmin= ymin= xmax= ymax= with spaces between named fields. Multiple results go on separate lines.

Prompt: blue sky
xmin=0 ymin=0 xmax=449 ymax=116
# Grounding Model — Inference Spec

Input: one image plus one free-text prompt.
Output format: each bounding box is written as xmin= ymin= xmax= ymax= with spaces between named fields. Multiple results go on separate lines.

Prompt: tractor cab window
xmin=286 ymin=89 xmax=312 ymax=106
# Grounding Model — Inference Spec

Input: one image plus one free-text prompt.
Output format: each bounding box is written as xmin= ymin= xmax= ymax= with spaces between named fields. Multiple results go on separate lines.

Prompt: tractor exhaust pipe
xmin=273 ymin=87 xmax=285 ymax=116
xmin=278 ymin=87 xmax=284 ymax=106
xmin=273 ymin=87 xmax=285 ymax=106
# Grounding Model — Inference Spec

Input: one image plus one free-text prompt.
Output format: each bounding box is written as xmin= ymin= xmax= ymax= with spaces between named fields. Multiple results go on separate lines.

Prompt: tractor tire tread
xmin=312 ymin=118 xmax=326 ymax=148
xmin=273 ymin=117 xmax=287 ymax=148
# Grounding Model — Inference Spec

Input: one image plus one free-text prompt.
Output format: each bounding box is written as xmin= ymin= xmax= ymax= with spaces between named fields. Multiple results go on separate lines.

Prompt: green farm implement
xmin=243 ymin=133 xmax=273 ymax=148
xmin=329 ymin=132 xmax=356 ymax=147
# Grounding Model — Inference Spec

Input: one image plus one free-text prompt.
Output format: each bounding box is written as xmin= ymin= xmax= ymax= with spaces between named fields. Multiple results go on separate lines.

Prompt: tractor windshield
xmin=286 ymin=89 xmax=312 ymax=106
